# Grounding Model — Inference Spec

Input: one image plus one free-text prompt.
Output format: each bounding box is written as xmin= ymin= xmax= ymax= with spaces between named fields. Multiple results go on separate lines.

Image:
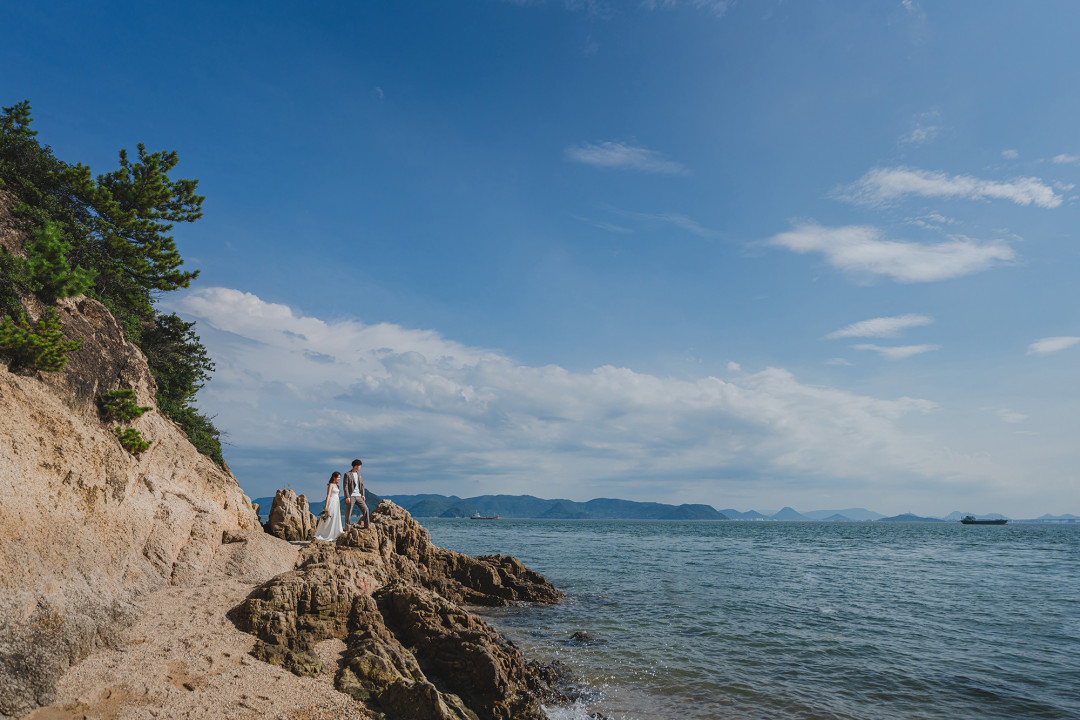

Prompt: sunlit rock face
xmin=0 ymin=191 xmax=260 ymax=719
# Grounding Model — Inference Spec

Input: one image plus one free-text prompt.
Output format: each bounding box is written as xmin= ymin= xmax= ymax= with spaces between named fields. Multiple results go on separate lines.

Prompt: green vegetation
xmin=113 ymin=426 xmax=151 ymax=455
xmin=98 ymin=388 xmax=151 ymax=423
xmin=0 ymin=308 xmax=83 ymax=372
xmin=0 ymin=100 xmax=224 ymax=465
xmin=25 ymin=221 xmax=96 ymax=303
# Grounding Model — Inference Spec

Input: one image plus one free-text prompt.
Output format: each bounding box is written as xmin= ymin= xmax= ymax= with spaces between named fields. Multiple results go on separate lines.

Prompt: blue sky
xmin=6 ymin=1 xmax=1080 ymax=516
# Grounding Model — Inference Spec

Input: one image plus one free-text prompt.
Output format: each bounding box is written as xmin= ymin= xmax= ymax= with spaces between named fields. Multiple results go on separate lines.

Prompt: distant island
xmin=263 ymin=493 xmax=1076 ymax=523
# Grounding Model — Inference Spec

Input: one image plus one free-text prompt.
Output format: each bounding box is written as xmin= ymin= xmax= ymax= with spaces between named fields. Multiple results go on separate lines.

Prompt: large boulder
xmin=0 ymin=191 xmax=261 ymax=720
xmin=264 ymin=488 xmax=317 ymax=541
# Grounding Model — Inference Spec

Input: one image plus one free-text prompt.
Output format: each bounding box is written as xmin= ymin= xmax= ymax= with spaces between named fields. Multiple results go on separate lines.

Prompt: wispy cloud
xmin=619 ymin=210 xmax=716 ymax=237
xmin=828 ymin=314 xmax=933 ymax=339
xmin=766 ymin=223 xmax=1014 ymax=283
xmin=564 ymin=141 xmax=690 ymax=175
xmin=836 ymin=166 xmax=1062 ymax=208
xmin=1027 ymin=336 xmax=1080 ymax=355
xmin=164 ymin=287 xmax=964 ymax=498
xmin=825 ymin=357 xmax=853 ymax=366
xmin=854 ymin=343 xmax=940 ymax=360
xmin=997 ymin=408 xmax=1027 ymax=424
xmin=640 ymin=0 xmax=733 ymax=18
xmin=899 ymin=110 xmax=939 ymax=146
xmin=577 ymin=209 xmax=715 ymax=237
xmin=1052 ymin=154 xmax=1079 ymax=165
xmin=573 ymin=215 xmax=634 ymax=233
xmin=907 ymin=212 xmax=958 ymax=230
xmin=1001 ymin=149 xmax=1019 ymax=159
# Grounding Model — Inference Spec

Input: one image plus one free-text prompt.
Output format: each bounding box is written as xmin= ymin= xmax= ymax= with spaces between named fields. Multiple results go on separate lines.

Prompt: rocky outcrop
xmin=0 ymin=192 xmax=261 ymax=719
xmin=230 ymin=501 xmax=563 ymax=720
xmin=264 ymin=487 xmax=317 ymax=541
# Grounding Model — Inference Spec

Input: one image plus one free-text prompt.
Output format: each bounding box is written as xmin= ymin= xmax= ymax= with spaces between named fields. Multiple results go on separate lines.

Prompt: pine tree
xmin=0 ymin=308 xmax=83 ymax=372
xmin=25 ymin=221 xmax=96 ymax=302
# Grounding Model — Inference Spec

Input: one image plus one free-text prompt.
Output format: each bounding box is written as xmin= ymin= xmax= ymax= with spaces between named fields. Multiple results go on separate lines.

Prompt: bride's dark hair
xmin=330 ymin=471 xmax=341 ymax=483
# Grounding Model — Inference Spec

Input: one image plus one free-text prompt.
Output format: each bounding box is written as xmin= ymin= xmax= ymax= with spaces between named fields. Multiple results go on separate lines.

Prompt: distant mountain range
xmin=252 ymin=491 xmax=1077 ymax=523
xmin=384 ymin=494 xmax=727 ymax=520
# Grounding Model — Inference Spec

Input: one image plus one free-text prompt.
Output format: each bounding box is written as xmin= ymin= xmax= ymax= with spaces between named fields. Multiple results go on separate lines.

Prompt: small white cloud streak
xmin=1052 ymin=154 xmax=1079 ymax=165
xmin=837 ymin=166 xmax=1062 ymax=208
xmin=620 ymin=210 xmax=716 ymax=237
xmin=825 ymin=358 xmax=853 ymax=366
xmin=997 ymin=409 xmax=1027 ymax=424
xmin=1027 ymin=336 xmax=1080 ymax=355
xmin=899 ymin=111 xmax=939 ymax=146
xmin=854 ymin=344 xmax=940 ymax=360
xmin=766 ymin=223 xmax=1014 ymax=283
xmin=1001 ymin=149 xmax=1019 ymax=159
xmin=828 ymin=314 xmax=933 ymax=339
xmin=564 ymin=141 xmax=690 ymax=175
xmin=640 ymin=0 xmax=732 ymax=17
xmin=161 ymin=288 xmax=1005 ymax=498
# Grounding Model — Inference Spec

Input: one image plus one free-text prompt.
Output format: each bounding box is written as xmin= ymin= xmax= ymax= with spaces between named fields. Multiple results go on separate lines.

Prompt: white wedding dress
xmin=314 ymin=484 xmax=344 ymax=541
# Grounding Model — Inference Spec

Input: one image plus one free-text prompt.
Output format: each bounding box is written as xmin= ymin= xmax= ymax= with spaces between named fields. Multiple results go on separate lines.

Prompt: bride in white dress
xmin=313 ymin=471 xmax=344 ymax=541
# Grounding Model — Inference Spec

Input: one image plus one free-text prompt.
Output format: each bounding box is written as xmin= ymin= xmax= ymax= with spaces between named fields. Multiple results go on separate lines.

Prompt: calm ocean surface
xmin=418 ymin=519 xmax=1080 ymax=720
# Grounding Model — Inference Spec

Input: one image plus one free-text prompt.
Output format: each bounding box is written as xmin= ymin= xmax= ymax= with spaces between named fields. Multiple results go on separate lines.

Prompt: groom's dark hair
xmin=352 ymin=459 xmax=362 ymax=467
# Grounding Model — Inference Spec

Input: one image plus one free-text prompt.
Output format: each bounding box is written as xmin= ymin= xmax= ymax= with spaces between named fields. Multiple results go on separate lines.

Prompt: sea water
xmin=419 ymin=519 xmax=1080 ymax=720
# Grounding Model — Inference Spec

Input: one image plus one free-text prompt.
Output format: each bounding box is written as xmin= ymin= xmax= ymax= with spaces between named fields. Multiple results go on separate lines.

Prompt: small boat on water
xmin=470 ymin=512 xmax=499 ymax=520
xmin=960 ymin=515 xmax=1007 ymax=525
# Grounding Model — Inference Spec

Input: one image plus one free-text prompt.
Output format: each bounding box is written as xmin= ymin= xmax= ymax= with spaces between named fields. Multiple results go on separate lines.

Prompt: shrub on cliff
xmin=25 ymin=221 xmax=97 ymax=303
xmin=0 ymin=100 xmax=224 ymax=465
xmin=0 ymin=308 xmax=83 ymax=372
xmin=113 ymin=427 xmax=152 ymax=455
xmin=98 ymin=388 xmax=151 ymax=423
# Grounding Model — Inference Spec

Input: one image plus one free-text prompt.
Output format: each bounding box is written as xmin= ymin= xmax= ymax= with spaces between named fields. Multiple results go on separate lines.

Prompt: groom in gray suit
xmin=343 ymin=459 xmax=369 ymax=529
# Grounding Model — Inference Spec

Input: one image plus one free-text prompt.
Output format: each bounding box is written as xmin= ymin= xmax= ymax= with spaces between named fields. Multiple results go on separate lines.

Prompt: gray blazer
xmin=344 ymin=470 xmax=363 ymax=498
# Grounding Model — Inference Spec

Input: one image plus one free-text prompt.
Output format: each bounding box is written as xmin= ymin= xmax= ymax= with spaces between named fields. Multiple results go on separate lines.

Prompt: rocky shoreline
xmin=233 ymin=500 xmax=567 ymax=719
xmin=18 ymin=501 xmax=575 ymax=720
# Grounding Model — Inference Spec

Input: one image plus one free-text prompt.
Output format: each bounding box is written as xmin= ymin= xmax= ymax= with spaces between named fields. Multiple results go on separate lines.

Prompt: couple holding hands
xmin=313 ymin=459 xmax=369 ymax=542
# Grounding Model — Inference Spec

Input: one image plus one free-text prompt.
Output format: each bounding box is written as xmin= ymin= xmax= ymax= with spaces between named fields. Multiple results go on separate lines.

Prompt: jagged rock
xmin=232 ymin=500 xmax=564 ymax=720
xmin=264 ymin=488 xmax=317 ymax=541
xmin=0 ymin=190 xmax=262 ymax=720
xmin=376 ymin=582 xmax=546 ymax=720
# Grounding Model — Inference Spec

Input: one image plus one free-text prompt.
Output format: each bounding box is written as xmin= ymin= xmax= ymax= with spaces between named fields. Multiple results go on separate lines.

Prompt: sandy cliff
xmin=0 ymin=197 xmax=260 ymax=719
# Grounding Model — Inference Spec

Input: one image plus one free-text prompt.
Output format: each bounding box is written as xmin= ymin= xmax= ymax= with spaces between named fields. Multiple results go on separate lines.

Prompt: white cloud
xmin=640 ymin=0 xmax=732 ymax=18
xmin=836 ymin=166 xmax=1062 ymax=208
xmin=620 ymin=210 xmax=715 ymax=237
xmin=899 ymin=111 xmax=939 ymax=146
xmin=1052 ymin=154 xmax=1079 ymax=165
xmin=573 ymin=215 xmax=633 ymax=233
xmin=997 ymin=409 xmax=1027 ymax=424
xmin=564 ymin=141 xmax=690 ymax=175
xmin=828 ymin=314 xmax=933 ymax=339
xmin=1027 ymin=336 xmax=1080 ymax=355
xmin=1001 ymin=149 xmax=1019 ymax=159
xmin=165 ymin=287 xmax=977 ymax=499
xmin=853 ymin=344 xmax=940 ymax=360
xmin=825 ymin=358 xmax=853 ymax=366
xmin=766 ymin=223 xmax=1014 ymax=283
